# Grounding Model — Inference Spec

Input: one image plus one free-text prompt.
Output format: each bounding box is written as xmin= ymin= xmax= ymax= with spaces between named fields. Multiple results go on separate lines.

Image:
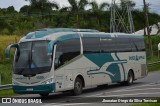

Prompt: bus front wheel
xmin=72 ymin=77 xmax=83 ymax=96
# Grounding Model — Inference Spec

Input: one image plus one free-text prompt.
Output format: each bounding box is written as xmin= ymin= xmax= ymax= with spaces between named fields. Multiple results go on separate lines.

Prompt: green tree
xmin=25 ymin=0 xmax=59 ymax=17
xmin=65 ymin=0 xmax=89 ymax=27
xmin=20 ymin=5 xmax=30 ymax=14
xmin=89 ymin=1 xmax=109 ymax=27
xmin=7 ymin=6 xmax=15 ymax=13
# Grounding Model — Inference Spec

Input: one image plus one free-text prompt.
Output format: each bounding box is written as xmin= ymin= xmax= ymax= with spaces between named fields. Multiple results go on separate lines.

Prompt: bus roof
xmin=24 ymin=28 xmax=99 ymax=39
xmin=19 ymin=28 xmax=143 ymax=42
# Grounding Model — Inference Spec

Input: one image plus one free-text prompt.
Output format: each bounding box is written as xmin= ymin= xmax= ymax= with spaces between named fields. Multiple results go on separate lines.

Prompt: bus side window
xmin=129 ymin=38 xmax=138 ymax=52
xmin=54 ymin=38 xmax=80 ymax=70
xmin=82 ymin=37 xmax=100 ymax=53
xmin=100 ymin=38 xmax=116 ymax=53
xmin=133 ymin=38 xmax=146 ymax=51
xmin=62 ymin=39 xmax=80 ymax=63
xmin=114 ymin=38 xmax=132 ymax=52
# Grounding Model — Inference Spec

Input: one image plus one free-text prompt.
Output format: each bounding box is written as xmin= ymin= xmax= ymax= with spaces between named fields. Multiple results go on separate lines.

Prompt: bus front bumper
xmin=13 ymin=83 xmax=55 ymax=94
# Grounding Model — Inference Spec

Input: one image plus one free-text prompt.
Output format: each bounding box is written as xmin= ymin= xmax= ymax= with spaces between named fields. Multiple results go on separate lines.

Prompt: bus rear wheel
xmin=120 ymin=71 xmax=134 ymax=86
xmin=123 ymin=71 xmax=134 ymax=86
xmin=72 ymin=77 xmax=83 ymax=96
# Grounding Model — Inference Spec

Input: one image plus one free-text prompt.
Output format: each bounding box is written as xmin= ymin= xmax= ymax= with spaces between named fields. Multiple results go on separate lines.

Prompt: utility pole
xmin=126 ymin=1 xmax=135 ymax=33
xmin=110 ymin=0 xmax=116 ymax=33
xmin=143 ymin=0 xmax=153 ymax=57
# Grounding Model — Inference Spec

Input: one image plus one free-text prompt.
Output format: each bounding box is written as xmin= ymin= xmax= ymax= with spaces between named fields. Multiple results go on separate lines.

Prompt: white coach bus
xmin=6 ymin=28 xmax=147 ymax=96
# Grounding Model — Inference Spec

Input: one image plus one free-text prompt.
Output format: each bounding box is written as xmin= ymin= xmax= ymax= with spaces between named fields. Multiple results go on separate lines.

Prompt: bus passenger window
xmin=114 ymin=38 xmax=132 ymax=52
xmin=133 ymin=38 xmax=146 ymax=51
xmin=100 ymin=38 xmax=116 ymax=53
xmin=54 ymin=39 xmax=80 ymax=70
xmin=82 ymin=37 xmax=100 ymax=53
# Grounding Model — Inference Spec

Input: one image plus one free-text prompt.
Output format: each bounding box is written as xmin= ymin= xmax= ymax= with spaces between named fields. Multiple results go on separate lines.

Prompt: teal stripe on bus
xmin=84 ymin=53 xmax=127 ymax=82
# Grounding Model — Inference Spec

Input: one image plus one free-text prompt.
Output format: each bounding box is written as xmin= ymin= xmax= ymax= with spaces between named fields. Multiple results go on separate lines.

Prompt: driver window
xmin=54 ymin=43 xmax=63 ymax=69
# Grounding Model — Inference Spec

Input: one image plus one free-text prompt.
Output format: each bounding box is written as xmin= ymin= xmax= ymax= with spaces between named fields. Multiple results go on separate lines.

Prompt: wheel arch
xmin=75 ymin=74 xmax=85 ymax=88
xmin=128 ymin=69 xmax=135 ymax=80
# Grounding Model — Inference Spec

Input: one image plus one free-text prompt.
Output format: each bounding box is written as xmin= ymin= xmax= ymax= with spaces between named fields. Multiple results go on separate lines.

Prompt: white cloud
xmin=0 ymin=0 xmax=29 ymax=11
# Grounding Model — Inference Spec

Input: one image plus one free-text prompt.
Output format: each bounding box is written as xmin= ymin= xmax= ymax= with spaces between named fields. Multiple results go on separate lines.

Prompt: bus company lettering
xmin=129 ymin=55 xmax=145 ymax=61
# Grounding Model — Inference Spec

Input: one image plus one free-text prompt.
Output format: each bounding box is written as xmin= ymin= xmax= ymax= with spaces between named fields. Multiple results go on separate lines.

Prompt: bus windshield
xmin=13 ymin=41 xmax=52 ymax=76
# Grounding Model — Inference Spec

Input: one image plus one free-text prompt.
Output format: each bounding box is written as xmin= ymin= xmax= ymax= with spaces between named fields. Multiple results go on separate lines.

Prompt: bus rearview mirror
xmin=5 ymin=43 xmax=20 ymax=59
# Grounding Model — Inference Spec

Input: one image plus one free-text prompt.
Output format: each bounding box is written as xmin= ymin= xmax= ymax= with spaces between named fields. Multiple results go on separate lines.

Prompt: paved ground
xmin=1 ymin=71 xmax=160 ymax=106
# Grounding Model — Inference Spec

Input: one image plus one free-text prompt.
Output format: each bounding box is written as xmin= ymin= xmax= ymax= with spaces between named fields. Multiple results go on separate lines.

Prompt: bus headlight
xmin=41 ymin=78 xmax=54 ymax=84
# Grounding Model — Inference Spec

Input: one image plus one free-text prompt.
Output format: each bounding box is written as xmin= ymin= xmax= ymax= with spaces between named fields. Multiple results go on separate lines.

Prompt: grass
xmin=0 ymin=62 xmax=12 ymax=85
xmin=147 ymin=56 xmax=160 ymax=72
xmin=148 ymin=64 xmax=160 ymax=72
xmin=0 ymin=35 xmax=21 ymax=85
xmin=0 ymin=89 xmax=17 ymax=97
xmin=0 ymin=35 xmax=21 ymax=63
xmin=147 ymin=56 xmax=160 ymax=64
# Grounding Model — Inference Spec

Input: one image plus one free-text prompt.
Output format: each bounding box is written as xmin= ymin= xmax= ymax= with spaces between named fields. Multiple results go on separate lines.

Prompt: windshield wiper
xmin=23 ymin=74 xmax=36 ymax=77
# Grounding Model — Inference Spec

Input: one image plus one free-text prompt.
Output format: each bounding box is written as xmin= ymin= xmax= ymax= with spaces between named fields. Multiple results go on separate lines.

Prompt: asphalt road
xmin=1 ymin=70 xmax=160 ymax=106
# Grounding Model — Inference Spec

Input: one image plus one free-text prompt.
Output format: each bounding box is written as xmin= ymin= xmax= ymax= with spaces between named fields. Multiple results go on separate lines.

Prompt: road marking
xmin=42 ymin=103 xmax=92 ymax=106
xmin=97 ymin=92 xmax=160 ymax=97
xmin=122 ymin=82 xmax=160 ymax=90
xmin=94 ymin=88 xmax=160 ymax=96
xmin=40 ymin=81 xmax=160 ymax=105
xmin=88 ymin=82 xmax=160 ymax=97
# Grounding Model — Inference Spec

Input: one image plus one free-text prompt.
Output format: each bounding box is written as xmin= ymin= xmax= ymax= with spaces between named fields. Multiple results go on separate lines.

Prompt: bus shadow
xmin=40 ymin=82 xmax=145 ymax=103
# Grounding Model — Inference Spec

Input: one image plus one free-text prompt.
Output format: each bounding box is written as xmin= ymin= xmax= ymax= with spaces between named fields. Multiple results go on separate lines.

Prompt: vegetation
xmin=0 ymin=89 xmax=16 ymax=97
xmin=0 ymin=35 xmax=21 ymax=84
xmin=148 ymin=64 xmax=160 ymax=72
xmin=145 ymin=35 xmax=160 ymax=58
xmin=0 ymin=0 xmax=159 ymax=35
xmin=0 ymin=35 xmax=21 ymax=63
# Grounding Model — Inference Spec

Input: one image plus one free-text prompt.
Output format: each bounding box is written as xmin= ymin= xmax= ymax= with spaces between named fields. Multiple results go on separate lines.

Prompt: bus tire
xmin=39 ymin=93 xmax=49 ymax=97
xmin=72 ymin=77 xmax=83 ymax=96
xmin=124 ymin=71 xmax=134 ymax=86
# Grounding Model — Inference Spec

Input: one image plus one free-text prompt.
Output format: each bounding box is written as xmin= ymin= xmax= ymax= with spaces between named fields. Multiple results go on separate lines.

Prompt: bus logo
xmin=129 ymin=55 xmax=145 ymax=61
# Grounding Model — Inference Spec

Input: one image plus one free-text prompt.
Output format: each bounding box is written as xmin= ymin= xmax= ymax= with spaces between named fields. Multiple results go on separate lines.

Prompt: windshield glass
xmin=14 ymin=41 xmax=52 ymax=75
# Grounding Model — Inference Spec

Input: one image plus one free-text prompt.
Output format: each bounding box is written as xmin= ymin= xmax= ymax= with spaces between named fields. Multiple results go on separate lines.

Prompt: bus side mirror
xmin=5 ymin=43 xmax=20 ymax=59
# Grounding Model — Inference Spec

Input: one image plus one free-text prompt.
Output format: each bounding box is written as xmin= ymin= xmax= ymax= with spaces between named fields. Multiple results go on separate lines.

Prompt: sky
xmin=0 ymin=0 xmax=159 ymax=14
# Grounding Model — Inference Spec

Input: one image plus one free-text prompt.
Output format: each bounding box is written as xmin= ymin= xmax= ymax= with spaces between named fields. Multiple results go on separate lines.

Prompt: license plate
xmin=26 ymin=88 xmax=33 ymax=91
